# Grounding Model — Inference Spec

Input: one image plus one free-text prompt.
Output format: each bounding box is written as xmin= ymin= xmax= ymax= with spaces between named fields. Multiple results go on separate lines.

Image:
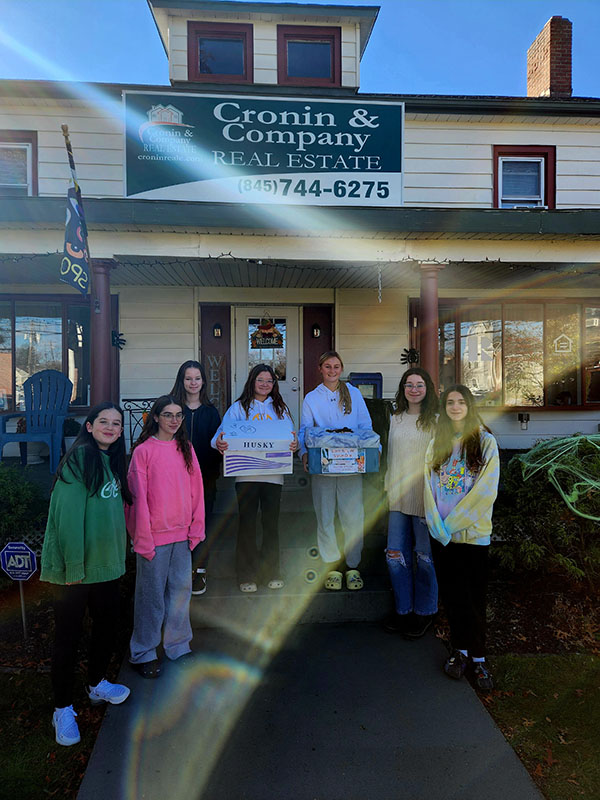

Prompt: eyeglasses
xmin=256 ymin=380 xmax=274 ymax=386
xmin=405 ymin=383 xmax=426 ymax=390
xmin=160 ymin=412 xmax=184 ymax=420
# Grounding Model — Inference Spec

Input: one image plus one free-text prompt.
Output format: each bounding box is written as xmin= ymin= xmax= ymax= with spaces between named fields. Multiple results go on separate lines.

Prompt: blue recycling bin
xmin=348 ymin=372 xmax=383 ymax=399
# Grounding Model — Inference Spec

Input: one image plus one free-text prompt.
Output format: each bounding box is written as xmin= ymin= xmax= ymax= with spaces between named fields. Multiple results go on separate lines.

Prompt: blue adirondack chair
xmin=0 ymin=370 xmax=73 ymax=473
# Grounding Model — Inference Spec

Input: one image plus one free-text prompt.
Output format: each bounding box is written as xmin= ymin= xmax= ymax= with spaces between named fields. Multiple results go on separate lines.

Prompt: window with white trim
xmin=498 ymin=157 xmax=544 ymax=208
xmin=0 ymin=142 xmax=32 ymax=196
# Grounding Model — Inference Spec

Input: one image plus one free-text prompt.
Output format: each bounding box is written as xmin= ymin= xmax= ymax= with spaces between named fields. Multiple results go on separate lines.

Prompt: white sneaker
xmin=87 ymin=678 xmax=130 ymax=706
xmin=52 ymin=705 xmax=80 ymax=746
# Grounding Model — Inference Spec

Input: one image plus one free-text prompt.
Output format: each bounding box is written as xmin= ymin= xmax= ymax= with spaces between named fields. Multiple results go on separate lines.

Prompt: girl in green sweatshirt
xmin=41 ymin=402 xmax=133 ymax=747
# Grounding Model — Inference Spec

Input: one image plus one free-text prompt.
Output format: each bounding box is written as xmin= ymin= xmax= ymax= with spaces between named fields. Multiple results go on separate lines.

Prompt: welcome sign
xmin=123 ymin=91 xmax=403 ymax=207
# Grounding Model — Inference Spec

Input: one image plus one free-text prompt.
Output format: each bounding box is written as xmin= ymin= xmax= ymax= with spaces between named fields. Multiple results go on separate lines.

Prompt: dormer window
xmin=277 ymin=26 xmax=341 ymax=87
xmin=187 ymin=22 xmax=253 ymax=84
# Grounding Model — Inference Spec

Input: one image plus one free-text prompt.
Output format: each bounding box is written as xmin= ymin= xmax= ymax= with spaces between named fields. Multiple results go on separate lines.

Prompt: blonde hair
xmin=319 ymin=350 xmax=352 ymax=415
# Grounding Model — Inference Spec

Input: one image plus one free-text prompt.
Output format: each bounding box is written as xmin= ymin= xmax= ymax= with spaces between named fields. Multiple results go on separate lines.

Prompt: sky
xmin=0 ymin=0 xmax=598 ymax=97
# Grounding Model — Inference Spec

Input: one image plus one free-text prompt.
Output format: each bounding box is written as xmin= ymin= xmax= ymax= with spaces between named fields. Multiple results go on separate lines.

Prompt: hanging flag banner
xmin=123 ymin=91 xmax=403 ymax=207
xmin=60 ymin=126 xmax=90 ymax=294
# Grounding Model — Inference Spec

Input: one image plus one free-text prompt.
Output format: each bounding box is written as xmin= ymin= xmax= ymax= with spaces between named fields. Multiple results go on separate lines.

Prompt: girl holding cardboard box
xmin=298 ymin=351 xmax=374 ymax=592
xmin=212 ymin=364 xmax=298 ymax=593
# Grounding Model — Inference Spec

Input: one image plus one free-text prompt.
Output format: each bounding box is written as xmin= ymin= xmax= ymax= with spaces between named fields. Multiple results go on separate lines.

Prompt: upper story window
xmin=277 ymin=25 xmax=341 ymax=87
xmin=187 ymin=21 xmax=253 ymax=84
xmin=493 ymin=145 xmax=556 ymax=209
xmin=0 ymin=131 xmax=37 ymax=196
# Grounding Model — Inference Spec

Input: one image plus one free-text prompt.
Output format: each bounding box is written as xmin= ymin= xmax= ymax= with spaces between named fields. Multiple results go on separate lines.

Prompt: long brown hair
xmin=131 ymin=395 xmax=194 ymax=473
xmin=318 ymin=350 xmax=352 ymax=415
xmin=237 ymin=364 xmax=291 ymax=420
xmin=169 ymin=360 xmax=212 ymax=409
xmin=54 ymin=402 xmax=132 ymax=505
xmin=394 ymin=367 xmax=438 ymax=430
xmin=431 ymin=384 xmax=491 ymax=474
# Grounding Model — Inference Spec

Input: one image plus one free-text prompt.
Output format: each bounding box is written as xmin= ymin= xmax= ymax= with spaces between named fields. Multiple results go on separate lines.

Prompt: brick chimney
xmin=527 ymin=16 xmax=572 ymax=98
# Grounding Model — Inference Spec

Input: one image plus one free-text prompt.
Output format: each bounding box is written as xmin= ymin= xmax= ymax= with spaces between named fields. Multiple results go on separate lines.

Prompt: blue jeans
xmin=386 ymin=511 xmax=438 ymax=616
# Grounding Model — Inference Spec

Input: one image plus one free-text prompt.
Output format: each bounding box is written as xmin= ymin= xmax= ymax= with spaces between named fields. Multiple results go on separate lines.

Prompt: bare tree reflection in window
xmin=504 ymin=304 xmax=544 ymax=406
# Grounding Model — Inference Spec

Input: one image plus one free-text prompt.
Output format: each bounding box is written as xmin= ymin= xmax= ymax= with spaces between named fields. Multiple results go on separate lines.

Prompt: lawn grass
xmin=0 ymin=671 xmax=103 ymax=800
xmin=486 ymin=653 xmax=600 ymax=799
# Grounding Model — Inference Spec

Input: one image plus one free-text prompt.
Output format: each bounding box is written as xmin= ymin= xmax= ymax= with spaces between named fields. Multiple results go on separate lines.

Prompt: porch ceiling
xmin=2 ymin=253 xmax=598 ymax=291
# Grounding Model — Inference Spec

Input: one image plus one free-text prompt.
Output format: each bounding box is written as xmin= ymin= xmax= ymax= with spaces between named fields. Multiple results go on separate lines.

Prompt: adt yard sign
xmin=1 ymin=542 xmax=37 ymax=581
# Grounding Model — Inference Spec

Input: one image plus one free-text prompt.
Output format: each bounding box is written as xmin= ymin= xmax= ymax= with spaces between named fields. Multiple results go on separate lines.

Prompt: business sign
xmin=1 ymin=542 xmax=37 ymax=581
xmin=123 ymin=91 xmax=403 ymax=207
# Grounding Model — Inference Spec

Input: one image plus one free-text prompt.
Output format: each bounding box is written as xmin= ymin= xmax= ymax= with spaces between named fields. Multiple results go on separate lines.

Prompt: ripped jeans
xmin=386 ymin=511 xmax=438 ymax=616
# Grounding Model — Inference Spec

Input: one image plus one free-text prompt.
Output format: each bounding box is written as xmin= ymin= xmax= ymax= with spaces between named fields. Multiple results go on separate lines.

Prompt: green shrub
xmin=493 ymin=436 xmax=600 ymax=588
xmin=0 ymin=465 xmax=48 ymax=556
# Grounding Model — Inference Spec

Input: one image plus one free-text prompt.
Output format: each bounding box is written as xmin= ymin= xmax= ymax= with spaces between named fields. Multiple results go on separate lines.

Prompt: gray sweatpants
xmin=310 ymin=474 xmax=364 ymax=568
xmin=130 ymin=541 xmax=193 ymax=664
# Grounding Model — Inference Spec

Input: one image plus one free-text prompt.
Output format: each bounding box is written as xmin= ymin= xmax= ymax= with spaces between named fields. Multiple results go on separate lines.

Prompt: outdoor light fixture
xmin=518 ymin=412 xmax=530 ymax=430
xmin=212 ymin=323 xmax=222 ymax=338
xmin=311 ymin=323 xmax=321 ymax=339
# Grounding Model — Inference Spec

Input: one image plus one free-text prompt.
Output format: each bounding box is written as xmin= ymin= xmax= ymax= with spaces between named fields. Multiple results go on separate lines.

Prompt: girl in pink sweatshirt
xmin=126 ymin=395 xmax=204 ymax=678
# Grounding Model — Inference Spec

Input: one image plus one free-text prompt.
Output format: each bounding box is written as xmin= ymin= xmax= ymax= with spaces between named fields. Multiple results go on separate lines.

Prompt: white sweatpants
xmin=310 ymin=474 xmax=364 ymax=568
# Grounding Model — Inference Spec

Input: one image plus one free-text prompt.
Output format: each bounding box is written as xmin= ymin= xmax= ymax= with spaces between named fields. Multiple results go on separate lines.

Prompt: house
xmin=1 ymin=2 xmax=599 ymax=450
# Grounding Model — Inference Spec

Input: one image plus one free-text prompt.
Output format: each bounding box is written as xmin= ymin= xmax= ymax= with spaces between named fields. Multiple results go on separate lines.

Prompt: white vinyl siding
xmin=0 ymin=103 xmax=123 ymax=197
xmin=404 ymin=119 xmax=600 ymax=208
xmin=118 ymin=287 xmax=196 ymax=400
xmin=336 ymin=289 xmax=409 ymax=397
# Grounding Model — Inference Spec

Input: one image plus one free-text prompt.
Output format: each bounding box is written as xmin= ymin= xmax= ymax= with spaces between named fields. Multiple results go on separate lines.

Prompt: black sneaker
xmin=444 ymin=650 xmax=469 ymax=680
xmin=191 ymin=569 xmax=207 ymax=596
xmin=382 ymin=612 xmax=412 ymax=634
xmin=403 ymin=614 xmax=434 ymax=639
xmin=472 ymin=662 xmax=494 ymax=690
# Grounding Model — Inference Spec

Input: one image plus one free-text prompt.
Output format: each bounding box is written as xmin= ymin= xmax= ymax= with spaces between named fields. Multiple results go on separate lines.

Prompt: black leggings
xmin=431 ymin=539 xmax=489 ymax=659
xmin=51 ymin=579 xmax=121 ymax=708
xmin=235 ymin=482 xmax=282 ymax=584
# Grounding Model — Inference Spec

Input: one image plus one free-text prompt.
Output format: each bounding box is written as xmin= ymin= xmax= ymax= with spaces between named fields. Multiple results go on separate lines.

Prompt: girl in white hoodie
xmin=298 ymin=351 xmax=373 ymax=591
xmin=212 ymin=364 xmax=297 ymax=593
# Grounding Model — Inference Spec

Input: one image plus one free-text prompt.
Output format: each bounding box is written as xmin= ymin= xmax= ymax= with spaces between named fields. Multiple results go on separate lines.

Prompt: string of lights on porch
xmin=2 ymin=249 xmax=600 ymax=296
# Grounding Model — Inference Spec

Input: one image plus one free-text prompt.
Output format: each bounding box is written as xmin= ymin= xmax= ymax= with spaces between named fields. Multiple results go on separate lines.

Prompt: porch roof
xmin=2 ymin=196 xmax=600 ymax=239
xmin=2 ymin=253 xmax=599 ymax=291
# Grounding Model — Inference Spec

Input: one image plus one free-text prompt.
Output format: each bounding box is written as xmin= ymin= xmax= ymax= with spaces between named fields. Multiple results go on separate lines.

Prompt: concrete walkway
xmin=77 ymin=621 xmax=542 ymax=800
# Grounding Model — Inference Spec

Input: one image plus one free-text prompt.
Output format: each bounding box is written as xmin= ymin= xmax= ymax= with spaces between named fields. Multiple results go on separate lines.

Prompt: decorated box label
xmin=320 ymin=447 xmax=366 ymax=474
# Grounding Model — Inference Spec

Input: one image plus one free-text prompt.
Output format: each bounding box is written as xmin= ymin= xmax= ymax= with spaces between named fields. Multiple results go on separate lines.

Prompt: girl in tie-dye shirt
xmin=424 ymin=385 xmax=499 ymax=691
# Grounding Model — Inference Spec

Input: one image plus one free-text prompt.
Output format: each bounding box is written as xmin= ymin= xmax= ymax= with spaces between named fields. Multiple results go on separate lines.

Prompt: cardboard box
xmin=304 ymin=428 xmax=380 ymax=475
xmin=221 ymin=419 xmax=295 ymax=477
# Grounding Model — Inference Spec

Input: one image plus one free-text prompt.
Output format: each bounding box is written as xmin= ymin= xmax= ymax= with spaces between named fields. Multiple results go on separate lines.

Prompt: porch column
xmin=419 ymin=262 xmax=445 ymax=390
xmin=90 ymin=258 xmax=115 ymax=405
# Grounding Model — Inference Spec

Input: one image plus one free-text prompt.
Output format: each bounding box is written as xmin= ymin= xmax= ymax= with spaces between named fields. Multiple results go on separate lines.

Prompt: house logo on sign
xmin=148 ymin=104 xmax=184 ymax=124
xmin=138 ymin=104 xmax=195 ymax=143
xmin=553 ymin=333 xmax=573 ymax=354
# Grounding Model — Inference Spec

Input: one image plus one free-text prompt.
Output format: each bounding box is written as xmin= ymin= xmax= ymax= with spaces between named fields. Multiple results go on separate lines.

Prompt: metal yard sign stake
xmin=1 ymin=542 xmax=38 ymax=640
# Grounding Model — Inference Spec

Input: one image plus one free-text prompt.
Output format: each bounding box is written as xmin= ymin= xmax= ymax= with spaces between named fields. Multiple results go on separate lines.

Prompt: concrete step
xmin=190 ymin=573 xmax=393 ymax=631
xmin=203 ymin=511 xmax=387 ymax=579
xmin=199 ymin=467 xmax=391 ymax=627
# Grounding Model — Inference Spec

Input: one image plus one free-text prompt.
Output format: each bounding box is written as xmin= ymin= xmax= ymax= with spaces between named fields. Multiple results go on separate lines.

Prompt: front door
xmin=234 ymin=306 xmax=301 ymax=426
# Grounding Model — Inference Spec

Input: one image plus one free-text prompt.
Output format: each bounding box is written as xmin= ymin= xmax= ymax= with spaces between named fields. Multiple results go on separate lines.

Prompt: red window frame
xmin=0 ymin=130 xmax=38 ymax=196
xmin=187 ymin=21 xmax=253 ymax=84
xmin=493 ymin=145 xmax=556 ymax=209
xmin=277 ymin=25 xmax=341 ymax=87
